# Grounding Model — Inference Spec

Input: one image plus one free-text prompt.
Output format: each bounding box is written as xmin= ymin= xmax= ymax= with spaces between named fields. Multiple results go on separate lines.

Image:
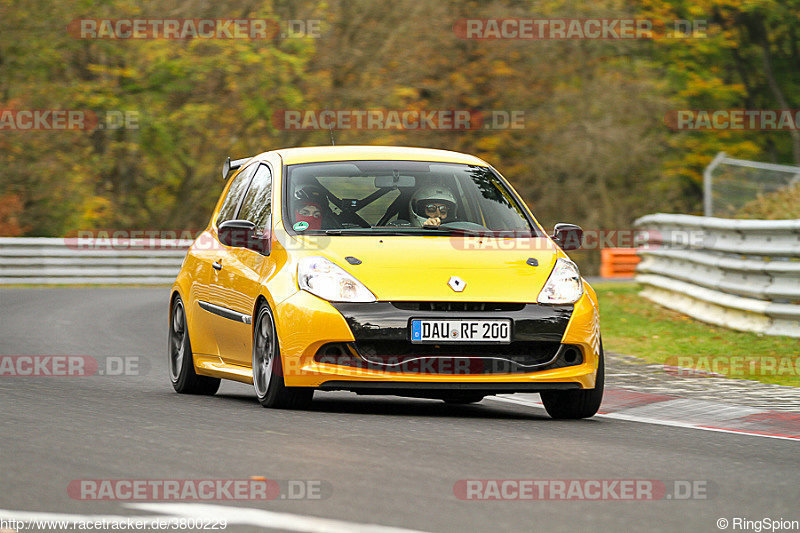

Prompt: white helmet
xmin=409 ymin=184 xmax=457 ymax=226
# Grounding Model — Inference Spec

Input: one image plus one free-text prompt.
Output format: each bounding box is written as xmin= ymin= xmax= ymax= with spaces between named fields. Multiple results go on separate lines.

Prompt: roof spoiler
xmin=222 ymin=156 xmax=253 ymax=180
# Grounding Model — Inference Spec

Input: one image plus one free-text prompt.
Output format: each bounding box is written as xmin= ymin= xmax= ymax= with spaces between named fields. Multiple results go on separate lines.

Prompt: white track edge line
xmin=487 ymin=396 xmax=800 ymax=442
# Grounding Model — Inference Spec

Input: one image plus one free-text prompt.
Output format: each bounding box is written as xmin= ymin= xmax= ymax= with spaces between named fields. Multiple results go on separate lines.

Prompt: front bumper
xmin=274 ymin=290 xmax=601 ymax=390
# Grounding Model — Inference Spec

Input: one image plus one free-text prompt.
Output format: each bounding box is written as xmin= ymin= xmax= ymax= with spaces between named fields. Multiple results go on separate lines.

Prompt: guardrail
xmin=0 ymin=238 xmax=190 ymax=285
xmin=634 ymin=214 xmax=800 ymax=338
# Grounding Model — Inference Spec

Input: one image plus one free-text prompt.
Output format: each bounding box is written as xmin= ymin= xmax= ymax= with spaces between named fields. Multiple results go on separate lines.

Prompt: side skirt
xmin=194 ymin=354 xmax=253 ymax=385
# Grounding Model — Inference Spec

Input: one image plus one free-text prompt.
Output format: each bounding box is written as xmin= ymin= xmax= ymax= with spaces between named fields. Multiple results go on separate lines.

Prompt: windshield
xmin=283 ymin=160 xmax=540 ymax=235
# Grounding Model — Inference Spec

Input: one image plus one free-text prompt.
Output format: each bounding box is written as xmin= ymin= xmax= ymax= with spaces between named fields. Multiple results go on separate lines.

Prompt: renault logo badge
xmin=448 ymin=276 xmax=466 ymax=292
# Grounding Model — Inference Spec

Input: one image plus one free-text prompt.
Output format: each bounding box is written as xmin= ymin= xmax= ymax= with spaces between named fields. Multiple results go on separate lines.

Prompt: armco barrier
xmin=634 ymin=214 xmax=800 ymax=338
xmin=0 ymin=237 xmax=191 ymax=284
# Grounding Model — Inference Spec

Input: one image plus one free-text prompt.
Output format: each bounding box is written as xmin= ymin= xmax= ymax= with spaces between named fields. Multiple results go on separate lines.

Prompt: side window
xmin=216 ymin=164 xmax=257 ymax=227
xmin=238 ymin=164 xmax=273 ymax=229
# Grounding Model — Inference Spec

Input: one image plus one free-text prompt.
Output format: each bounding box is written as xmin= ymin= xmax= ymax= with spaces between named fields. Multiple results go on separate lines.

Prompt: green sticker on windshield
xmin=293 ymin=221 xmax=309 ymax=231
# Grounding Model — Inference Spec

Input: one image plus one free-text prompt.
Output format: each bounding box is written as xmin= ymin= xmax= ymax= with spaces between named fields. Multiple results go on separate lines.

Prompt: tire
xmin=541 ymin=342 xmax=604 ymax=419
xmin=169 ymin=295 xmax=221 ymax=395
xmin=442 ymin=394 xmax=485 ymax=405
xmin=252 ymin=303 xmax=313 ymax=409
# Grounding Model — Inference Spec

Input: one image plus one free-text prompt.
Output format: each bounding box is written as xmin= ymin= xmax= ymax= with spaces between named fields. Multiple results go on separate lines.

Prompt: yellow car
xmin=169 ymin=146 xmax=603 ymax=418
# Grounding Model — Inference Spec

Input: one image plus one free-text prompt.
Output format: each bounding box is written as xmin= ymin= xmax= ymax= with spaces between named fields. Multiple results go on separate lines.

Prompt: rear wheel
xmin=252 ymin=303 xmax=313 ymax=409
xmin=168 ymin=295 xmax=220 ymax=395
xmin=541 ymin=343 xmax=604 ymax=419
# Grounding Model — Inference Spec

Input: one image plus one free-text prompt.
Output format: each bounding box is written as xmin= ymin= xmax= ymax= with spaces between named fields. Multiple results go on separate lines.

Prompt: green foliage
xmin=1 ymin=0 xmax=317 ymax=234
xmin=1 ymin=0 xmax=799 ymax=259
xmin=596 ymin=282 xmax=800 ymax=386
xmin=642 ymin=0 xmax=800 ymax=191
xmin=736 ymin=184 xmax=800 ymax=219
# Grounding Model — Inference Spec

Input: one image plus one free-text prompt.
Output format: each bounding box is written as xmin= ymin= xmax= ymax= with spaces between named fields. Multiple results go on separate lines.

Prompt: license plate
xmin=410 ymin=319 xmax=511 ymax=344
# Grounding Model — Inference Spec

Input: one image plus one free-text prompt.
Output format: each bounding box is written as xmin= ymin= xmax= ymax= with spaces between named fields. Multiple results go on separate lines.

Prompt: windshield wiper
xmin=324 ymin=228 xmax=423 ymax=236
xmin=421 ymin=226 xmax=537 ymax=238
xmin=420 ymin=226 xmax=492 ymax=236
xmin=323 ymin=227 xmax=526 ymax=237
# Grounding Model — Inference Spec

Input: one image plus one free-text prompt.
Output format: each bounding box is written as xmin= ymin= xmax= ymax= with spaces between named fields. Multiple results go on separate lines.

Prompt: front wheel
xmin=168 ymin=295 xmax=220 ymax=395
xmin=541 ymin=342 xmax=604 ymax=419
xmin=252 ymin=303 xmax=313 ymax=409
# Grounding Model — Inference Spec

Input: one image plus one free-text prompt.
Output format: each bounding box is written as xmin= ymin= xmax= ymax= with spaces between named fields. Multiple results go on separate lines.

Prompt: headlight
xmin=297 ymin=256 xmax=376 ymax=303
xmin=537 ymin=258 xmax=583 ymax=304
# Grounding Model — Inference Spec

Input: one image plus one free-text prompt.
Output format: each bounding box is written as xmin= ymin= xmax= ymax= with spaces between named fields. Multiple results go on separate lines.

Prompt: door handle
xmin=212 ymin=260 xmax=223 ymax=271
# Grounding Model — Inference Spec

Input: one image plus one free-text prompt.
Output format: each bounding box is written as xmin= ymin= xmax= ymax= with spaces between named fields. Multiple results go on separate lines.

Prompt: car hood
xmin=286 ymin=234 xmax=561 ymax=303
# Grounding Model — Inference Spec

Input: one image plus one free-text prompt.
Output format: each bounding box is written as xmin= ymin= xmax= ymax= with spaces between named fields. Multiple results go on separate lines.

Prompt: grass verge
xmin=594 ymin=282 xmax=800 ymax=387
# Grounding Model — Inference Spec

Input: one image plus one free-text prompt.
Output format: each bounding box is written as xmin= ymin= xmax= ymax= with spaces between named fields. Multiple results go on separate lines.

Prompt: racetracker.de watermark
xmin=453 ymin=18 xmax=707 ymax=40
xmin=454 ymin=479 xmax=713 ymax=501
xmin=68 ymin=479 xmax=330 ymax=501
xmin=664 ymin=356 xmax=800 ymax=378
xmin=666 ymin=109 xmax=800 ymax=130
xmin=0 ymin=356 xmax=146 ymax=377
xmin=0 ymin=110 xmax=139 ymax=131
xmin=63 ymin=229 xmax=329 ymax=253
xmin=272 ymin=109 xmax=526 ymax=130
xmin=446 ymin=228 xmax=712 ymax=251
xmin=449 ymin=229 xmax=647 ymax=251
xmin=64 ymin=230 xmax=201 ymax=250
xmin=68 ymin=18 xmax=321 ymax=39
xmin=310 ymin=354 xmax=551 ymax=375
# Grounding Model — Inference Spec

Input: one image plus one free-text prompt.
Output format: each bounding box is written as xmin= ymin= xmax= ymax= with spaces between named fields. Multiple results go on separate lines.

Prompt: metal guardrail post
xmin=703 ymin=151 xmax=727 ymax=217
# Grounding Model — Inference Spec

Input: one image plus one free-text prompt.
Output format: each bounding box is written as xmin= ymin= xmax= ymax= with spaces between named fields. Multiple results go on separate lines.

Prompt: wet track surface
xmin=1 ymin=288 xmax=798 ymax=532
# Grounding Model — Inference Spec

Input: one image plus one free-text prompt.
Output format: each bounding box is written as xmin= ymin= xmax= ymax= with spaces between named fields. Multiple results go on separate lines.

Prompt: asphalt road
xmin=1 ymin=288 xmax=797 ymax=532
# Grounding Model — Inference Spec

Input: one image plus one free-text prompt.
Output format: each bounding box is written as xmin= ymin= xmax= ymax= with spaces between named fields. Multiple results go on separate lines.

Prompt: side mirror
xmin=551 ymin=223 xmax=583 ymax=251
xmin=218 ymin=219 xmax=271 ymax=255
xmin=221 ymin=157 xmax=231 ymax=180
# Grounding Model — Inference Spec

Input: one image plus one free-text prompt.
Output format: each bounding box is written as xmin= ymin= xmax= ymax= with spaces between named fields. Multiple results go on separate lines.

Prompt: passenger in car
xmin=294 ymin=201 xmax=322 ymax=230
xmin=292 ymin=184 xmax=327 ymax=230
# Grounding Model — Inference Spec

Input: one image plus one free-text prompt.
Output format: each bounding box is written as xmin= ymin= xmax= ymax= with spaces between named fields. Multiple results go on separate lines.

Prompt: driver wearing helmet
xmin=292 ymin=184 xmax=327 ymax=230
xmin=409 ymin=184 xmax=457 ymax=227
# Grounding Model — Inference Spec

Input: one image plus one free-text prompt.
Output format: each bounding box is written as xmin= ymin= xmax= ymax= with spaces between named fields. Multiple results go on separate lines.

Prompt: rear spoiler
xmin=222 ymin=156 xmax=253 ymax=179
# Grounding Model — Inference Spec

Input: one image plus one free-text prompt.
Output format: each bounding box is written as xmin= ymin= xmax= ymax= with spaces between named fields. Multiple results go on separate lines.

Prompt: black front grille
xmin=331 ymin=302 xmax=574 ymax=346
xmin=314 ymin=342 xmax=583 ymax=374
xmin=392 ymin=302 xmax=526 ymax=312
xmin=356 ymin=340 xmax=560 ymax=363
